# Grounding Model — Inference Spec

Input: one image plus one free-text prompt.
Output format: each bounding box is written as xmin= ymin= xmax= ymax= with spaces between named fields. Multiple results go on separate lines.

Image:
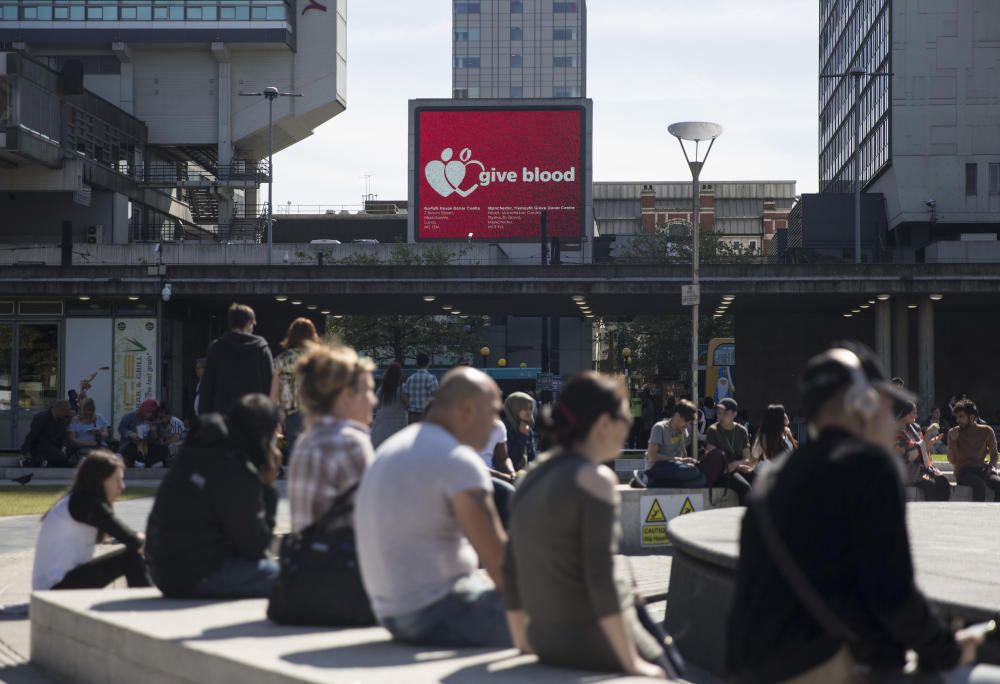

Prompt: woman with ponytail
xmin=501 ymin=372 xmax=674 ymax=679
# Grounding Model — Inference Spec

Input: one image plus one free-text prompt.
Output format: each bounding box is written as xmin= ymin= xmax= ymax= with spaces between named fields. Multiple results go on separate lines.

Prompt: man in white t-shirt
xmin=355 ymin=367 xmax=510 ymax=647
xmin=478 ymin=417 xmax=516 ymax=528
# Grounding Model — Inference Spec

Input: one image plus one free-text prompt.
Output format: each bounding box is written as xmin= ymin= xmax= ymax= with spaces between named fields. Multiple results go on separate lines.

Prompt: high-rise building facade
xmin=819 ymin=0 xmax=1000 ymax=248
xmin=452 ymin=0 xmax=586 ymax=99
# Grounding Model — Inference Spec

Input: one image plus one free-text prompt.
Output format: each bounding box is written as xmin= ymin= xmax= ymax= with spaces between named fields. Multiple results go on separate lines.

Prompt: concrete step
xmin=1 ymin=467 xmax=168 ymax=482
xmin=31 ymin=589 xmax=715 ymax=683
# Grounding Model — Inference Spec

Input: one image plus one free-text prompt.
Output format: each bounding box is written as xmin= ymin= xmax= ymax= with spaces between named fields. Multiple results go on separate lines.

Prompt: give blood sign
xmin=415 ymin=107 xmax=584 ymax=240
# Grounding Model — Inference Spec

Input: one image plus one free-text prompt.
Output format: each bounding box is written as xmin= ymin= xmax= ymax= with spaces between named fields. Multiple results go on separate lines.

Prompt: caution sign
xmin=639 ymin=494 xmax=704 ymax=547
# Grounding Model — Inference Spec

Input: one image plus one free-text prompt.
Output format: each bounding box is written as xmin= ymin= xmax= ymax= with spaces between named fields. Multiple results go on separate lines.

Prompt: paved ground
xmin=0 ymin=483 xmax=676 ymax=683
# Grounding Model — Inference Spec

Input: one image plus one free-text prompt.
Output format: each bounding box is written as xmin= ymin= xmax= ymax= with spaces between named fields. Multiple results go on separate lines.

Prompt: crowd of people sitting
xmin=23 ymin=302 xmax=1000 ymax=681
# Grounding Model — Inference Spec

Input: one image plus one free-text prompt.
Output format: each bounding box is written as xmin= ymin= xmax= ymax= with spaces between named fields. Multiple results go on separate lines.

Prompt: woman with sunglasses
xmin=502 ymin=372 xmax=673 ymax=679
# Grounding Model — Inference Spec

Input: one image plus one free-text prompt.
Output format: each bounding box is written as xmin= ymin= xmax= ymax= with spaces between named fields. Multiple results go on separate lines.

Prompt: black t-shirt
xmin=726 ymin=428 xmax=960 ymax=683
xmin=706 ymin=422 xmax=750 ymax=461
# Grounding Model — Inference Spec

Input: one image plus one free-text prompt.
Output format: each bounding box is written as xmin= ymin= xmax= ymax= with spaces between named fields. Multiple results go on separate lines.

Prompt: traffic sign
xmin=682 ymin=284 xmax=700 ymax=306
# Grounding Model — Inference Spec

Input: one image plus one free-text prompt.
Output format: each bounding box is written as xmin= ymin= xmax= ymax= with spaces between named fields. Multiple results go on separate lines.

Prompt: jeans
xmin=956 ymin=467 xmax=1000 ymax=502
xmin=189 ymin=557 xmax=279 ymax=599
xmin=381 ymin=574 xmax=512 ymax=648
xmin=720 ymin=471 xmax=752 ymax=505
xmin=283 ymin=411 xmax=305 ymax=459
xmin=24 ymin=441 xmax=69 ymax=468
xmin=914 ymin=473 xmax=951 ymax=502
xmin=52 ymin=548 xmax=151 ymax=589
xmin=492 ymin=476 xmax=515 ymax=529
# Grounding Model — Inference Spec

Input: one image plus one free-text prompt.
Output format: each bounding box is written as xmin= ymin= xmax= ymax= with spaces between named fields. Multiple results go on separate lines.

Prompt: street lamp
xmin=820 ymin=68 xmax=890 ymax=264
xmin=480 ymin=346 xmax=491 ymax=368
xmin=239 ymin=86 xmax=303 ymax=265
xmin=669 ymin=121 xmax=722 ymax=461
xmin=622 ymin=347 xmax=632 ymax=376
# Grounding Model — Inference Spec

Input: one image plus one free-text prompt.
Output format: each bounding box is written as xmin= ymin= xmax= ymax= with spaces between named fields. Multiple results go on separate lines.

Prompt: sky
xmin=272 ymin=0 xmax=820 ymax=209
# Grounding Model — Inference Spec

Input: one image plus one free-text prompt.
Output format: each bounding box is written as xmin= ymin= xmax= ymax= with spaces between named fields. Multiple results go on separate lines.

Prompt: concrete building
xmin=593 ymin=181 xmax=796 ymax=254
xmin=0 ymin=0 xmax=346 ymax=243
xmin=820 ymin=0 xmax=1000 ymax=255
xmin=452 ymin=0 xmax=586 ymax=99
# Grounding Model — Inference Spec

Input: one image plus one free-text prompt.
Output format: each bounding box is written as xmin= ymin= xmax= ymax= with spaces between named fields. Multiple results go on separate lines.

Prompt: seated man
xmin=633 ymin=399 xmax=704 ymax=488
xmin=117 ymin=399 xmax=158 ymax=467
xmin=705 ymin=397 xmax=754 ymax=504
xmin=355 ymin=367 xmax=511 ymax=648
xmin=21 ymin=400 xmax=72 ymax=467
xmin=145 ymin=394 xmax=281 ymax=598
xmin=948 ymin=399 xmax=1000 ymax=502
xmin=147 ymin=405 xmax=187 ymax=467
xmin=728 ymin=345 xmax=998 ymax=682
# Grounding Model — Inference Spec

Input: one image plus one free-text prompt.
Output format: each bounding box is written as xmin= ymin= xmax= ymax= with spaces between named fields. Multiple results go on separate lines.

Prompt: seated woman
xmin=289 ymin=343 xmax=377 ymax=532
xmin=501 ymin=391 xmax=537 ymax=472
xmin=895 ymin=399 xmax=950 ymax=502
xmin=750 ymin=404 xmax=797 ymax=475
xmin=66 ymin=398 xmax=111 ymax=462
xmin=145 ymin=394 xmax=282 ymax=598
xmin=503 ymin=372 xmax=672 ymax=679
xmin=32 ymin=450 xmax=150 ymax=591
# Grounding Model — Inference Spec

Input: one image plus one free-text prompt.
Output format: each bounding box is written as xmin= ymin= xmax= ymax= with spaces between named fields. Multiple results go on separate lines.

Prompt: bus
xmin=705 ymin=337 xmax=735 ymax=402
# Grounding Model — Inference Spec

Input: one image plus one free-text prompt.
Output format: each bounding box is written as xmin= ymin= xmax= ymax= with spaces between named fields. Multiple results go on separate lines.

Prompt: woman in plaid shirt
xmin=288 ymin=343 xmax=379 ymax=533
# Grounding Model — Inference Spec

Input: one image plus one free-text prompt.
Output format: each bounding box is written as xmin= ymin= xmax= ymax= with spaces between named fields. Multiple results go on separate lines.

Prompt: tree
xmin=328 ymin=314 xmax=485 ymax=366
xmin=616 ymin=221 xmax=758 ymax=265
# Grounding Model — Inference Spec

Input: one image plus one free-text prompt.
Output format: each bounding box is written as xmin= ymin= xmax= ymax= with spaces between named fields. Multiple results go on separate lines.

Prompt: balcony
xmin=139 ymin=159 xmax=270 ymax=188
xmin=0 ymin=0 xmax=295 ymax=46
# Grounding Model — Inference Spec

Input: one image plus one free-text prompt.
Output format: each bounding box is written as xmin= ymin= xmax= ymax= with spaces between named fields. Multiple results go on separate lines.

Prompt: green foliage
xmin=616 ymin=221 xmax=758 ymax=265
xmin=328 ymin=314 xmax=485 ymax=365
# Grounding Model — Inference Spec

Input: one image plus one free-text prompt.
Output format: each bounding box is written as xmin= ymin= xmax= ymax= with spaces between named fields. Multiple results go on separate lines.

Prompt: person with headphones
xmin=727 ymin=343 xmax=999 ymax=683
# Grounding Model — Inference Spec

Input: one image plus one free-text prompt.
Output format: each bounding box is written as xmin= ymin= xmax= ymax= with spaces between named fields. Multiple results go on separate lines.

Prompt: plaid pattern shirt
xmin=402 ymin=369 xmax=438 ymax=414
xmin=288 ymin=416 xmax=374 ymax=533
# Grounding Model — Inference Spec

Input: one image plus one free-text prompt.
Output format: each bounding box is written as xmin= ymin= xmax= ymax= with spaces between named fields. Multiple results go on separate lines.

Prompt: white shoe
xmin=631 ymin=469 xmax=649 ymax=488
xmin=134 ymin=460 xmax=145 ymax=469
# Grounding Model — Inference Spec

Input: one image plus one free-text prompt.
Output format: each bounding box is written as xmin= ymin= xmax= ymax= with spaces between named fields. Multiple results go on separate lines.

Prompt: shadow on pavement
xmin=439 ymin=659 xmax=622 ymax=683
xmin=90 ymin=596 xmax=231 ymax=613
xmin=190 ymin=619 xmax=345 ymax=641
xmin=282 ymin=640 xmax=484 ymax=669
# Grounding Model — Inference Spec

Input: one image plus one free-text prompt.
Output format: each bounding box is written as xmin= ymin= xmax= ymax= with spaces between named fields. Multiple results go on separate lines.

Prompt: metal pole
xmin=690 ymin=161 xmax=701 ymax=461
xmin=267 ymin=93 xmax=274 ymax=265
xmin=853 ymin=73 xmax=862 ymax=264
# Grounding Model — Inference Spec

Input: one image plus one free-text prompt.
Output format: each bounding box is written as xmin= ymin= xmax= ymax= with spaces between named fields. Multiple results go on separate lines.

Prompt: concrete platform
xmin=664 ymin=503 xmax=1000 ymax=677
xmin=30 ymin=589 xmax=716 ymax=683
xmin=617 ymin=485 xmax=738 ymax=554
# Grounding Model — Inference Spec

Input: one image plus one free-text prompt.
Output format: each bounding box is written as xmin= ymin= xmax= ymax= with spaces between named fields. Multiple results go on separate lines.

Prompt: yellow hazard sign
xmin=642 ymin=525 xmax=669 ymax=546
xmin=679 ymin=497 xmax=696 ymax=515
xmin=645 ymin=499 xmax=666 ymax=523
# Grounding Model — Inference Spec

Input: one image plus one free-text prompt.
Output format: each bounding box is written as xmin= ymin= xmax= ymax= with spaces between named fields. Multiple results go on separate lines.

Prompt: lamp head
xmin=668 ymin=121 xmax=723 ymax=142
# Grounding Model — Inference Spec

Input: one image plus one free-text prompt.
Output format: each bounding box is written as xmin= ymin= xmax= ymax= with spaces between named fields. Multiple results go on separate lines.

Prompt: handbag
xmin=267 ymin=482 xmax=376 ymax=626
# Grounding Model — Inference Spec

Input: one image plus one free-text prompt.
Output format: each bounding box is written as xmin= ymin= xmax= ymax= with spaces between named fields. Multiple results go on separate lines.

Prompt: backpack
xmin=698 ymin=448 xmax=730 ymax=504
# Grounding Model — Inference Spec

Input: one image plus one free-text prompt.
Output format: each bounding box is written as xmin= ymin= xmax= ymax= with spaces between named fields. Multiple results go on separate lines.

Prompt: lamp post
xmin=668 ymin=121 xmax=722 ymax=461
xmin=820 ymin=69 xmax=890 ymax=263
xmin=238 ymin=86 xmax=302 ymax=264
xmin=621 ymin=347 xmax=632 ymax=376
xmin=480 ymin=346 xmax=491 ymax=368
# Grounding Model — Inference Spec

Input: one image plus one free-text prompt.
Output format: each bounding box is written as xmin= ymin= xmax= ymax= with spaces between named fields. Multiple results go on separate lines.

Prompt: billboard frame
xmin=408 ymin=98 xmax=593 ymax=244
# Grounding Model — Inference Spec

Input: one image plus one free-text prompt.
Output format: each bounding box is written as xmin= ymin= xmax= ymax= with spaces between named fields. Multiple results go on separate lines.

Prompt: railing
xmin=138 ymin=159 xmax=269 ymax=185
xmin=5 ymin=0 xmax=292 ymax=23
xmin=271 ymin=203 xmax=408 ymax=216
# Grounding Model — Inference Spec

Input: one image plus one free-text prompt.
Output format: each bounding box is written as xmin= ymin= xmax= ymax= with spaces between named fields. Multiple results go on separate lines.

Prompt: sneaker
xmin=630 ymin=469 xmax=649 ymax=489
xmin=134 ymin=460 xmax=145 ymax=469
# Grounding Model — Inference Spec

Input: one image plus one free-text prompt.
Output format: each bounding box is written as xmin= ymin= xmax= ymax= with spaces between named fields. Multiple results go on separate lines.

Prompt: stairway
xmin=186 ymin=187 xmax=219 ymax=225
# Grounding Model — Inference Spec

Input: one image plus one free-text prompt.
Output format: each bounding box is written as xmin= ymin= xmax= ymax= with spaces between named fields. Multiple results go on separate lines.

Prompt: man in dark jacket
xmin=144 ymin=394 xmax=281 ymax=598
xmin=21 ymin=400 xmax=72 ymax=467
xmin=198 ymin=303 xmax=274 ymax=416
xmin=727 ymin=344 xmax=996 ymax=683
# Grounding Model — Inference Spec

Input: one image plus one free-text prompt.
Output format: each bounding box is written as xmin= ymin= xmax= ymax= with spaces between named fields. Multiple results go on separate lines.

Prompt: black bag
xmin=267 ymin=483 xmax=376 ymax=626
xmin=698 ymin=447 xmax=731 ymax=504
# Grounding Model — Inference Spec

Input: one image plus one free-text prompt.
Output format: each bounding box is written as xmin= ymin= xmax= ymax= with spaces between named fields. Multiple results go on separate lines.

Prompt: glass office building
xmin=453 ymin=0 xmax=586 ymax=99
xmin=818 ymin=0 xmax=891 ymax=193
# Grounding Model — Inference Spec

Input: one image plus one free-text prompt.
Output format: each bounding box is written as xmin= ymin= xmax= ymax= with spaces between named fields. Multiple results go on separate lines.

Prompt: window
xmin=454 ymin=56 xmax=480 ymax=69
xmin=510 ymin=1 xmax=523 ymax=13
xmin=510 ymin=26 xmax=522 ymax=41
xmin=455 ymin=28 xmax=480 ymax=41
xmin=553 ymin=28 xmax=577 ymax=40
xmin=453 ymin=87 xmax=480 ymax=99
xmin=456 ymin=2 xmax=480 ymax=14
xmin=511 ymin=86 xmax=523 ymax=97
xmin=510 ymin=53 xmax=522 ymax=68
xmin=553 ymin=55 xmax=577 ymax=68
xmin=990 ymin=163 xmax=1000 ymax=195
xmin=966 ymin=163 xmax=978 ymax=197
xmin=553 ymin=1 xmax=577 ymax=11
xmin=553 ymin=86 xmax=579 ymax=97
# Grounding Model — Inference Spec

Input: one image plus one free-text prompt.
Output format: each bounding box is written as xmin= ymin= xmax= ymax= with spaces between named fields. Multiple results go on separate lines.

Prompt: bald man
xmin=354 ymin=367 xmax=512 ymax=648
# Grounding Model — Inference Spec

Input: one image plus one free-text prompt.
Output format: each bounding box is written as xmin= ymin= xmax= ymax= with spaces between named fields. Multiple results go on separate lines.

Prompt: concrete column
xmin=892 ymin=299 xmax=909 ymax=384
xmin=875 ymin=299 xmax=891 ymax=373
xmin=213 ymin=43 xmax=234 ymax=229
xmin=112 ymin=42 xmax=134 ymax=114
xmin=918 ymin=298 xmax=935 ymax=413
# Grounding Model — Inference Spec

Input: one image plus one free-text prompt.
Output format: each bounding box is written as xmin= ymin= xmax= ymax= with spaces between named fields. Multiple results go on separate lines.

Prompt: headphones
xmin=826 ymin=348 xmax=881 ymax=420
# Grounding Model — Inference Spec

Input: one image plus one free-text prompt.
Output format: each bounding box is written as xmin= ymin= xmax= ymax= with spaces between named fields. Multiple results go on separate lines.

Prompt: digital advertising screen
xmin=414 ymin=106 xmax=585 ymax=241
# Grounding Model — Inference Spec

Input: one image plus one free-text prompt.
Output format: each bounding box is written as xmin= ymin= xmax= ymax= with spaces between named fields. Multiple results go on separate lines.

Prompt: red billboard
xmin=415 ymin=107 xmax=585 ymax=240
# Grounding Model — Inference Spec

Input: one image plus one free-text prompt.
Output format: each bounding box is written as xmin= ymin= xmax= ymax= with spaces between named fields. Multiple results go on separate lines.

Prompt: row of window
xmin=6 ymin=0 xmax=287 ymax=22
xmin=456 ymin=1 xmax=578 ymax=14
xmin=453 ymin=85 xmax=581 ymax=98
xmin=966 ymin=163 xmax=1000 ymax=197
xmin=454 ymin=54 xmax=578 ymax=68
xmin=456 ymin=27 xmax=580 ymax=42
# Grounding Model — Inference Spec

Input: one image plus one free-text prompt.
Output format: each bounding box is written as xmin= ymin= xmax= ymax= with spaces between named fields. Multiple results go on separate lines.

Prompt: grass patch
xmin=0 ymin=486 xmax=157 ymax=518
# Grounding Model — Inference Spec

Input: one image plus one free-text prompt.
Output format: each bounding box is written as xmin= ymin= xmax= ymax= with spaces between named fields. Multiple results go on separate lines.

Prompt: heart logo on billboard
xmin=425 ymin=147 xmax=485 ymax=198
